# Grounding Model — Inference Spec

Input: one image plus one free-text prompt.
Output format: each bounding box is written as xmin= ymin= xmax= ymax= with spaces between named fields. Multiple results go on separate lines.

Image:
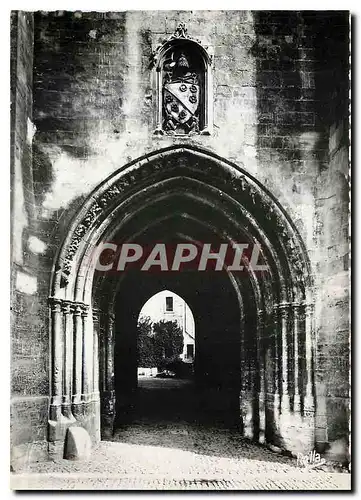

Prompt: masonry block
xmin=64 ymin=427 xmax=92 ymax=460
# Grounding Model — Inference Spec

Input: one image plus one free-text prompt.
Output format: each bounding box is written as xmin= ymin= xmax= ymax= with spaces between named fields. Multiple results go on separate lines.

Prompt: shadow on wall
xmin=251 ymin=11 xmax=304 ymax=165
xmin=251 ymin=11 xmax=348 ymax=173
xmin=32 ymin=143 xmax=55 ymax=209
xmin=252 ymin=11 xmax=350 ymax=461
xmin=33 ymin=11 xmax=127 ymax=160
xmin=113 ymin=419 xmax=301 ymax=467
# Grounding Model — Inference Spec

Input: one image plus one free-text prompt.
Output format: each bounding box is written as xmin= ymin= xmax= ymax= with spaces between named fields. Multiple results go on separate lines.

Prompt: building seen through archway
xmin=113 ymin=290 xmax=197 ymax=425
xmin=138 ymin=290 xmax=195 ymax=370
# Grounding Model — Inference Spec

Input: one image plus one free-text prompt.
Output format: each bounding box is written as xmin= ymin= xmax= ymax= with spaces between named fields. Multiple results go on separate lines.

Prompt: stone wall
xmin=32 ymin=10 xmax=326 ymax=238
xmin=10 ymin=10 xmax=49 ymax=469
xmin=312 ymin=12 xmax=349 ymax=458
xmin=10 ymin=10 xmax=350 ymax=466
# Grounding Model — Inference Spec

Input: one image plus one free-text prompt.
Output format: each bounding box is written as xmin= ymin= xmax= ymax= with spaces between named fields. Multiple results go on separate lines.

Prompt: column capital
xmin=49 ymin=297 xmax=91 ymax=315
xmin=48 ymin=297 xmax=63 ymax=312
xmin=275 ymin=302 xmax=292 ymax=316
xmin=61 ymin=300 xmax=73 ymax=314
xmin=273 ymin=301 xmax=290 ymax=310
xmin=73 ymin=303 xmax=83 ymax=316
xmin=279 ymin=302 xmax=291 ymax=308
xmin=92 ymin=307 xmax=100 ymax=320
xmin=257 ymin=309 xmax=265 ymax=329
xmin=81 ymin=304 xmax=89 ymax=317
xmin=303 ymin=302 xmax=315 ymax=315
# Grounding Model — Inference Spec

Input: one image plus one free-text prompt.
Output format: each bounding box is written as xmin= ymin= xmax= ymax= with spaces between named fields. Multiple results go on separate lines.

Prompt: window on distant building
xmin=186 ymin=344 xmax=194 ymax=359
xmin=166 ymin=296 xmax=173 ymax=312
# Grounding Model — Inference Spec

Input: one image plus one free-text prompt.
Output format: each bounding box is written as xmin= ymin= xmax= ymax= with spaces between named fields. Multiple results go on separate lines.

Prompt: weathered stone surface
xmin=64 ymin=427 xmax=92 ymax=461
xmin=324 ymin=438 xmax=350 ymax=463
xmin=10 ymin=10 xmax=350 ymax=468
xmin=12 ymin=423 xmax=351 ymax=490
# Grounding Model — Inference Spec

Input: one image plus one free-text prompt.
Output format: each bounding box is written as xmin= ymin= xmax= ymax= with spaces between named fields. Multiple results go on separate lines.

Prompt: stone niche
xmin=152 ymin=22 xmax=213 ymax=136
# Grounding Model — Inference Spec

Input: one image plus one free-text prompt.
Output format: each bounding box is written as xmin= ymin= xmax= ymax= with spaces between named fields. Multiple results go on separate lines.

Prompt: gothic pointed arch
xmin=52 ymin=145 xmax=312 ymax=300
xmin=48 ymin=145 xmax=316 ymax=456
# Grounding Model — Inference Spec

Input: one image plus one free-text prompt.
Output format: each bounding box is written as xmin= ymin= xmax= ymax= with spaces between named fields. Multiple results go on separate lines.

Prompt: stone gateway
xmin=10 ymin=11 xmax=350 ymax=472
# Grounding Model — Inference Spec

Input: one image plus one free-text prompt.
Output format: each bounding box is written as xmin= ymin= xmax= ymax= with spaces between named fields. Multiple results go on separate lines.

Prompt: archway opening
xmin=122 ymin=290 xmax=197 ymax=424
xmin=112 ymin=268 xmax=243 ymax=430
xmin=137 ymin=290 xmax=195 ymax=376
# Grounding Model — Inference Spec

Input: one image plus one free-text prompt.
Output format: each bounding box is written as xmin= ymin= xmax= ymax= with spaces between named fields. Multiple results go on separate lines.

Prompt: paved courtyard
xmin=11 ymin=422 xmax=351 ymax=490
xmin=11 ymin=378 xmax=351 ymax=490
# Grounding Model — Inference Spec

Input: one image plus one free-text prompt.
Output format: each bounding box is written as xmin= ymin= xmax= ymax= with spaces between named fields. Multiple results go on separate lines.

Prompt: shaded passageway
xmin=125 ymin=378 xmax=197 ymax=424
xmin=111 ymin=270 xmax=243 ymax=432
xmin=116 ymin=376 xmax=241 ymax=429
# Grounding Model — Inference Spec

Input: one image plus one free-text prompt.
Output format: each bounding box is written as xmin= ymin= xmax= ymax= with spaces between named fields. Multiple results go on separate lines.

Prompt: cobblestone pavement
xmin=11 ymin=380 xmax=350 ymax=491
xmin=11 ymin=472 xmax=351 ymax=490
xmin=11 ymin=422 xmax=351 ymax=491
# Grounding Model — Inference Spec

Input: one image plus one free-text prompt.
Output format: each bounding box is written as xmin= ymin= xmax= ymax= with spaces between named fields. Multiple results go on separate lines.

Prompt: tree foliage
xmin=137 ymin=317 xmax=184 ymax=369
xmin=152 ymin=320 xmax=184 ymax=369
xmin=137 ymin=316 xmax=155 ymax=368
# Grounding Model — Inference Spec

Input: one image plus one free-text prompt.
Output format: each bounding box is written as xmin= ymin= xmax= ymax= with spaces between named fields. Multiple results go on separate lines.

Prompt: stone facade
xmin=139 ymin=290 xmax=195 ymax=362
xmin=10 ymin=10 xmax=350 ymax=470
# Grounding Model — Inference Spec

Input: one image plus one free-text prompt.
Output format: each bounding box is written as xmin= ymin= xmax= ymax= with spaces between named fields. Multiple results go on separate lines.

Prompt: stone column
xmin=257 ymin=309 xmax=265 ymax=444
xmin=293 ymin=303 xmax=302 ymax=413
xmin=154 ymin=69 xmax=163 ymax=135
xmin=72 ymin=304 xmax=83 ymax=407
xmin=98 ymin=311 xmax=106 ymax=394
xmin=106 ymin=313 xmax=115 ymax=393
xmin=239 ymin=313 xmax=245 ymax=425
xmin=201 ymin=61 xmax=213 ymax=135
xmin=49 ymin=298 xmax=63 ymax=420
xmin=81 ymin=305 xmax=92 ymax=402
xmin=279 ymin=303 xmax=290 ymax=412
xmin=272 ymin=305 xmax=281 ymax=419
xmin=302 ymin=302 xmax=316 ymax=452
xmin=92 ymin=309 xmax=100 ymax=401
xmin=99 ymin=311 xmax=115 ymax=439
xmin=304 ymin=303 xmax=315 ymax=410
xmin=61 ymin=301 xmax=74 ymax=420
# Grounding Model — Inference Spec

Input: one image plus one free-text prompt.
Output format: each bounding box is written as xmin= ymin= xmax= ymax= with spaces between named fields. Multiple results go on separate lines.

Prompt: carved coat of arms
xmin=163 ymin=53 xmax=200 ymax=134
